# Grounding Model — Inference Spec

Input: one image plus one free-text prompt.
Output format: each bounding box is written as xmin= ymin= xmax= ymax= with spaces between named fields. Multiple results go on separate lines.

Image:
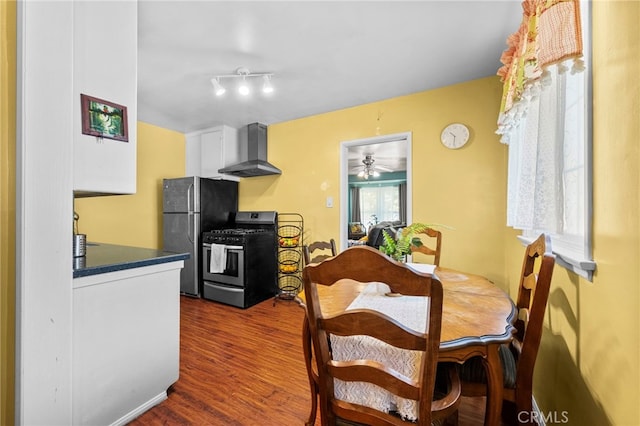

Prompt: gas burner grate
xmin=212 ymin=228 xmax=268 ymax=235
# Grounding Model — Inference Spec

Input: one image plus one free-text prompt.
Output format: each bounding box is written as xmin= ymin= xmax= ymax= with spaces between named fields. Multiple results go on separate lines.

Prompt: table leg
xmin=482 ymin=344 xmax=504 ymax=426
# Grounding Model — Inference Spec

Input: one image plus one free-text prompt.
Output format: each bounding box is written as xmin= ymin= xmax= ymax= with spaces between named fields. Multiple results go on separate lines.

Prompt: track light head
xmin=211 ymin=78 xmax=226 ymax=96
xmin=237 ymin=68 xmax=250 ymax=95
xmin=238 ymin=78 xmax=250 ymax=96
xmin=262 ymin=75 xmax=274 ymax=94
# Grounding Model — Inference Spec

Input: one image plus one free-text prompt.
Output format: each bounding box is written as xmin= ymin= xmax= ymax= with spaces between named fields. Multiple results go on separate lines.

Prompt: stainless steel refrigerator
xmin=162 ymin=177 xmax=238 ymax=296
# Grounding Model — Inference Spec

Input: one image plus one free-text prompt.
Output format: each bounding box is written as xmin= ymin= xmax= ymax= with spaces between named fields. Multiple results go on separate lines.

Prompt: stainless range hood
xmin=218 ymin=123 xmax=282 ymax=177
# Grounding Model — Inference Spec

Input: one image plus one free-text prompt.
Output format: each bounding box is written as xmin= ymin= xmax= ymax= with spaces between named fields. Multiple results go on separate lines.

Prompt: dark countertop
xmin=73 ymin=242 xmax=189 ymax=278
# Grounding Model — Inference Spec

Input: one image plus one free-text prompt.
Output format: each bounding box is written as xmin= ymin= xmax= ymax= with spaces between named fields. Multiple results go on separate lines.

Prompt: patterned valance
xmin=497 ymin=0 xmax=584 ymax=142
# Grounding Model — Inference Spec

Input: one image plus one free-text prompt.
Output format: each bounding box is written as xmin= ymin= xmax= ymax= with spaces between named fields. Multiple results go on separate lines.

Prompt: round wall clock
xmin=440 ymin=123 xmax=470 ymax=149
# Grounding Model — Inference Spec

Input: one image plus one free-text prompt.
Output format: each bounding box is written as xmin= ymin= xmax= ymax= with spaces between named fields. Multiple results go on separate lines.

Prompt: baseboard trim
xmin=532 ymin=396 xmax=545 ymax=426
xmin=110 ymin=391 xmax=168 ymax=426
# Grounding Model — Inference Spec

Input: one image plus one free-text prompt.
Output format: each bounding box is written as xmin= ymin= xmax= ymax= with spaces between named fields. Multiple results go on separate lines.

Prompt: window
xmin=504 ymin=0 xmax=595 ymax=279
xmin=360 ymin=185 xmax=401 ymax=226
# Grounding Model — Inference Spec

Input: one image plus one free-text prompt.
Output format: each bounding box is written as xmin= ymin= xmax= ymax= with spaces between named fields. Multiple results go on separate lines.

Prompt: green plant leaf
xmin=379 ymin=229 xmax=397 ymax=256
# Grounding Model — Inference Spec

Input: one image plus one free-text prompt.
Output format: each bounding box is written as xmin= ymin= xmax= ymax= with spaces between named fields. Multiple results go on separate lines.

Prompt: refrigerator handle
xmin=187 ymin=182 xmax=194 ymax=213
xmin=187 ymin=182 xmax=195 ymax=243
xmin=188 ymin=213 xmax=194 ymax=243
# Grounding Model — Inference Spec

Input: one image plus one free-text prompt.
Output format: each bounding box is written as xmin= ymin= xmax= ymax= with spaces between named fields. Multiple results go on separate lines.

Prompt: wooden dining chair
xmin=303 ymin=239 xmax=337 ymax=265
xmin=303 ymin=245 xmax=461 ymax=426
xmin=301 ymin=238 xmax=338 ymax=424
xmin=459 ymin=234 xmax=555 ymax=425
xmin=409 ymin=228 xmax=442 ymax=266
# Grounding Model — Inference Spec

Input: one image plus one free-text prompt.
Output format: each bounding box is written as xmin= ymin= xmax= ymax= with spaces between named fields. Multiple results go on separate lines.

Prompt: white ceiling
xmin=347 ymin=140 xmax=408 ymax=174
xmin=137 ymin=1 xmax=522 ymax=135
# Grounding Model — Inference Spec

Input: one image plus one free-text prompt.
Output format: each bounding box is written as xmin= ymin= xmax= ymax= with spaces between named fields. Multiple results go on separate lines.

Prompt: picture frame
xmin=81 ymin=94 xmax=129 ymax=142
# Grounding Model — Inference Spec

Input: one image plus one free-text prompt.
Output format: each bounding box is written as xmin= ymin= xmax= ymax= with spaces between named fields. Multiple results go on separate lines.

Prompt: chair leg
xmin=515 ymin=389 xmax=534 ymax=426
xmin=302 ymin=318 xmax=318 ymax=425
xmin=305 ymin=382 xmax=318 ymax=426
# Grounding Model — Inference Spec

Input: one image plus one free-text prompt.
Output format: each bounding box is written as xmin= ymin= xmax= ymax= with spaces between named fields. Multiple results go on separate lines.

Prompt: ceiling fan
xmin=351 ymin=154 xmax=393 ymax=179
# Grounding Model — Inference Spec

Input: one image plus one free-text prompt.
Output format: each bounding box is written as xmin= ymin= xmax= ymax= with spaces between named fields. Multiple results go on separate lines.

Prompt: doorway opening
xmin=340 ymin=132 xmax=412 ymax=251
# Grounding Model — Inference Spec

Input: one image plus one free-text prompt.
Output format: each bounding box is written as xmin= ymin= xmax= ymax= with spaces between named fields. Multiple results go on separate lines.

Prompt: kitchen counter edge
xmin=73 ymin=242 xmax=190 ymax=278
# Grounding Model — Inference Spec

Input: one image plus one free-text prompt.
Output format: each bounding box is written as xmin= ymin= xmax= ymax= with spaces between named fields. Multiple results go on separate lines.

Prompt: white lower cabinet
xmin=72 ymin=262 xmax=182 ymax=425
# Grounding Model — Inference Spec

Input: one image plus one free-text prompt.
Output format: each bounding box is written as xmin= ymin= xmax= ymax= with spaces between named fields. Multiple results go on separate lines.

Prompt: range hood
xmin=218 ymin=122 xmax=282 ymax=177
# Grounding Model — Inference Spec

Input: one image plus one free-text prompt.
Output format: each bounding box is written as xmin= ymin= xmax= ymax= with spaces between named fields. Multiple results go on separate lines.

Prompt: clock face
xmin=440 ymin=123 xmax=470 ymax=149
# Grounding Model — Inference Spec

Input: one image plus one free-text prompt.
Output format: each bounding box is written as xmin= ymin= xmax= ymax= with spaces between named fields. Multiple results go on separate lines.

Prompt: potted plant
xmin=378 ymin=222 xmax=439 ymax=262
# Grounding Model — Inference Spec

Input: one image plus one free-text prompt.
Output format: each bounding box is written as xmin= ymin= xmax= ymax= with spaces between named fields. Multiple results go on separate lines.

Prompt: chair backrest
xmin=303 ymin=239 xmax=337 ymax=265
xmin=303 ymin=245 xmax=453 ymax=425
xmin=409 ymin=227 xmax=442 ymax=266
xmin=513 ymin=234 xmax=555 ymax=390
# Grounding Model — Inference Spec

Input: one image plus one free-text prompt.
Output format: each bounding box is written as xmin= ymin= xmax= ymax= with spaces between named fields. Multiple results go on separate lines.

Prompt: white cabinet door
xmin=73 ymin=1 xmax=137 ymax=196
xmin=73 ymin=262 xmax=181 ymax=426
xmin=186 ymin=125 xmax=240 ymax=179
xmin=201 ymin=129 xmax=224 ymax=177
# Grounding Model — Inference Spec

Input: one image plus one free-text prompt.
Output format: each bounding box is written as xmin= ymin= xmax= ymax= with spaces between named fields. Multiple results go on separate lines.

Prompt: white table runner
xmin=330 ymin=282 xmax=430 ymax=421
xmin=406 ymin=262 xmax=436 ymax=275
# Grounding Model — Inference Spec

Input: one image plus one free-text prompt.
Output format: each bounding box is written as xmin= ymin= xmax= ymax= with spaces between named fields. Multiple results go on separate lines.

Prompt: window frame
xmin=521 ymin=0 xmax=595 ymax=280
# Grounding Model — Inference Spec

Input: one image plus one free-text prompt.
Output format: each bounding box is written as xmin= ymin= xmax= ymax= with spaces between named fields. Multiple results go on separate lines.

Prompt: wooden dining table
xmin=300 ymin=263 xmax=516 ymax=426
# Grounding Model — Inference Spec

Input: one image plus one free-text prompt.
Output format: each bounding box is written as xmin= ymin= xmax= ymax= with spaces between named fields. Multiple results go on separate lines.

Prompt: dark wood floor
xmin=127 ymin=295 xmax=494 ymax=425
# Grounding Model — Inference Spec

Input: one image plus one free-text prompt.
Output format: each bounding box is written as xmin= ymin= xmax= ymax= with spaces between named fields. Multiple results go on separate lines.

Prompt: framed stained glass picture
xmin=81 ymin=94 xmax=129 ymax=142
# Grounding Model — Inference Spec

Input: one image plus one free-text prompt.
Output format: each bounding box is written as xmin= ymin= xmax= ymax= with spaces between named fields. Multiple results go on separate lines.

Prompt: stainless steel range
xmin=201 ymin=211 xmax=278 ymax=308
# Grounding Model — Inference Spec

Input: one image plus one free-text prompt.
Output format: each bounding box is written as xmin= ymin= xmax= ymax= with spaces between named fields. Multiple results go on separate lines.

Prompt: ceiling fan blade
xmin=374 ymin=164 xmax=394 ymax=172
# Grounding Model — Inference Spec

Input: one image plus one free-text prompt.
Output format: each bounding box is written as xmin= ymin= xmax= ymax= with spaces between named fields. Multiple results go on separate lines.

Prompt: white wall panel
xmin=16 ymin=2 xmax=74 ymax=424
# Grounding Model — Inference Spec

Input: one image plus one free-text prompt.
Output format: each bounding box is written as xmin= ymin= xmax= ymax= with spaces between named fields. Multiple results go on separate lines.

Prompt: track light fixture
xmin=210 ymin=67 xmax=275 ymax=97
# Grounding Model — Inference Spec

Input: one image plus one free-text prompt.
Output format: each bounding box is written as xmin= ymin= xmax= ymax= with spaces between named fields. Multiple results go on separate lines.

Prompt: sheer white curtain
xmin=360 ymin=185 xmax=401 ymax=224
xmin=505 ymin=62 xmax=575 ymax=233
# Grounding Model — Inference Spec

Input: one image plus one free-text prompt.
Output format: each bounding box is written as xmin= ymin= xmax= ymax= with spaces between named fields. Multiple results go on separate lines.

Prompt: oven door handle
xmin=203 ymin=243 xmax=243 ymax=250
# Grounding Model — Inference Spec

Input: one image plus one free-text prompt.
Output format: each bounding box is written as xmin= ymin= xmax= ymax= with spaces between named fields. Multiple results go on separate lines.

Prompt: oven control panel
xmin=202 ymin=233 xmax=244 ymax=246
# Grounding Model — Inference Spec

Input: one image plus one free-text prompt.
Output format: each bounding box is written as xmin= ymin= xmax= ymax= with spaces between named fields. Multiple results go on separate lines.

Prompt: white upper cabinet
xmin=186 ymin=125 xmax=241 ymax=181
xmin=73 ymin=1 xmax=137 ymax=196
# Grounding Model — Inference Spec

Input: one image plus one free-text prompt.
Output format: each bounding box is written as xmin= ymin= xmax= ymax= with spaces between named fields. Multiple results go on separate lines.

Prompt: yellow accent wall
xmin=1 ymin=1 xmax=16 ymax=424
xmin=503 ymin=2 xmax=640 ymax=425
xmin=74 ymin=122 xmax=185 ymax=249
xmin=240 ymin=77 xmax=509 ymax=285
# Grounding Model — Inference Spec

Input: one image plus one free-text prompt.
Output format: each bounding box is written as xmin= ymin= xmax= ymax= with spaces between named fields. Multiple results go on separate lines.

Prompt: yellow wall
xmin=503 ymin=2 xmax=640 ymax=425
xmin=74 ymin=122 xmax=185 ymax=249
xmin=0 ymin=1 xmax=16 ymax=424
xmin=240 ymin=77 xmax=509 ymax=286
